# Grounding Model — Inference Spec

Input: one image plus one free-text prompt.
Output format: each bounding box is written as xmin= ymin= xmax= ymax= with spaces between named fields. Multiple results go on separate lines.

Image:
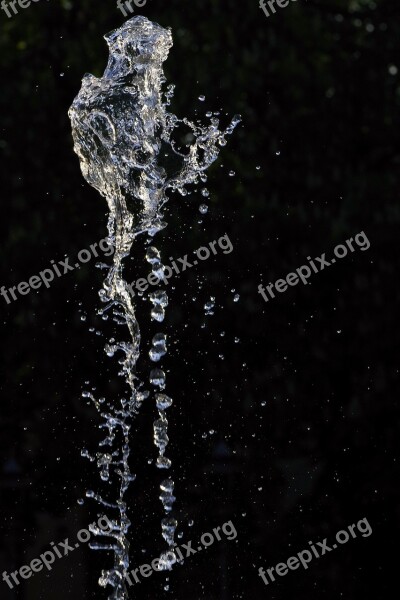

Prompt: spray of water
xmin=69 ymin=16 xmax=240 ymax=599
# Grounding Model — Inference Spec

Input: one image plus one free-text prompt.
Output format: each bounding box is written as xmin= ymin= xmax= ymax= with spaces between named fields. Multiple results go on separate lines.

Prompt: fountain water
xmin=69 ymin=15 xmax=240 ymax=599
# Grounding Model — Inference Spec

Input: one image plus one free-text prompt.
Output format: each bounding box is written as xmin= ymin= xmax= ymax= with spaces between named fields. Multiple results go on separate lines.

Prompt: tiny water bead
xmin=154 ymin=418 xmax=169 ymax=454
xmin=149 ymin=334 xmax=167 ymax=362
xmin=160 ymin=478 xmax=176 ymax=512
xmin=199 ymin=204 xmax=208 ymax=214
xmin=159 ymin=549 xmax=176 ymax=572
xmin=161 ymin=517 xmax=178 ymax=546
xmin=204 ymin=297 xmax=215 ymax=315
xmin=156 ymin=393 xmax=173 ymax=410
xmin=150 ymin=290 xmax=168 ymax=306
xmin=146 ymin=246 xmax=161 ymax=264
xmin=150 ymin=290 xmax=168 ymax=322
xmin=150 ymin=368 xmax=166 ymax=388
xmin=151 ymin=306 xmax=165 ymax=322
xmin=157 ymin=456 xmax=172 ymax=469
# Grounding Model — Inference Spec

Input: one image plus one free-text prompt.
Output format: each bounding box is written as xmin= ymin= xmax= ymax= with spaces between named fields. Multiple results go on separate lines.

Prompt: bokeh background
xmin=0 ymin=0 xmax=399 ymax=598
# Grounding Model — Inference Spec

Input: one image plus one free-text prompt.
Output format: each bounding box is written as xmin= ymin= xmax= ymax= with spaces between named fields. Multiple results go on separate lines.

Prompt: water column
xmin=69 ymin=16 xmax=240 ymax=598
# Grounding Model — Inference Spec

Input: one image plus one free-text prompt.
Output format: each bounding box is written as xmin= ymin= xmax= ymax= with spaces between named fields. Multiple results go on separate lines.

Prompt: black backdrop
xmin=0 ymin=0 xmax=399 ymax=599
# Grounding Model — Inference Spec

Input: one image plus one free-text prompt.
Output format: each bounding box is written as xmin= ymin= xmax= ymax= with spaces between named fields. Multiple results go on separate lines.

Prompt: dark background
xmin=0 ymin=0 xmax=399 ymax=598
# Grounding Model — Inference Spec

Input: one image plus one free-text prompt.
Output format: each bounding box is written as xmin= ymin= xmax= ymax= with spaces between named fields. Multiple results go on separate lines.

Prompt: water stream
xmin=69 ymin=16 xmax=240 ymax=599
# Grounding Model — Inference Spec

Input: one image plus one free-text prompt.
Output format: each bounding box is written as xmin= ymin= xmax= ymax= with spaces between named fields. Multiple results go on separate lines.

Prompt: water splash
xmin=69 ymin=15 xmax=240 ymax=599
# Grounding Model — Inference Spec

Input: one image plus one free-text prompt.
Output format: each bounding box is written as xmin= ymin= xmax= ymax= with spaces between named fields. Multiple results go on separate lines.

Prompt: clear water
xmin=69 ymin=15 xmax=240 ymax=599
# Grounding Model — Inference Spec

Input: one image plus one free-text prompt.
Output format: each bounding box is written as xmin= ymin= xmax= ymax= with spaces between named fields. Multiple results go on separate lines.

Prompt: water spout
xmin=69 ymin=15 xmax=240 ymax=599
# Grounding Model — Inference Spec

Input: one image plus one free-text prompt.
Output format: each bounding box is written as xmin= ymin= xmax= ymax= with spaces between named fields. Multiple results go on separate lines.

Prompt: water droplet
xmin=150 ymin=334 xmax=167 ymax=361
xmin=104 ymin=344 xmax=116 ymax=357
xmin=204 ymin=297 xmax=215 ymax=315
xmin=157 ymin=456 xmax=172 ymax=469
xmin=160 ymin=478 xmax=176 ymax=512
xmin=154 ymin=418 xmax=169 ymax=452
xmin=199 ymin=204 xmax=208 ymax=214
xmin=151 ymin=305 xmax=165 ymax=322
xmin=151 ymin=262 xmax=165 ymax=280
xmin=159 ymin=548 xmax=176 ymax=571
xmin=150 ymin=369 xmax=166 ymax=389
xmin=156 ymin=393 xmax=173 ymax=410
xmin=198 ymin=95 xmax=205 ymax=101
xmin=150 ymin=290 xmax=168 ymax=307
xmin=146 ymin=246 xmax=161 ymax=264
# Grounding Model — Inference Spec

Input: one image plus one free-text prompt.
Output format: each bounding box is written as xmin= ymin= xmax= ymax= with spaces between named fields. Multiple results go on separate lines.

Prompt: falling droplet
xmin=149 ymin=334 xmax=167 ymax=362
xmin=156 ymin=393 xmax=173 ymax=410
xmin=146 ymin=246 xmax=161 ymax=264
xmin=150 ymin=369 xmax=166 ymax=389
xmin=204 ymin=297 xmax=215 ymax=315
